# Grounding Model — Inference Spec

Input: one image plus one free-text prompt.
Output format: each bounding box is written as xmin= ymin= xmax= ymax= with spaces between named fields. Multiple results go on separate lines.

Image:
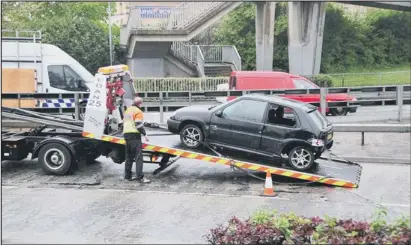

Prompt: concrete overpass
xmin=120 ymin=1 xmax=410 ymax=77
xmin=287 ymin=1 xmax=411 ymax=75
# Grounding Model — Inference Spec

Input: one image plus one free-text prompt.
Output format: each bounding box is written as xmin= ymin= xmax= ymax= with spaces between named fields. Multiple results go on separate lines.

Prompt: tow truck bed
xmin=83 ymin=130 xmax=363 ymax=188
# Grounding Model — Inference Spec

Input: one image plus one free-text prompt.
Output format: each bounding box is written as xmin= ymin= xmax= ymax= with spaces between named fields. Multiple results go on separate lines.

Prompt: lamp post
xmin=108 ymin=2 xmax=113 ymax=65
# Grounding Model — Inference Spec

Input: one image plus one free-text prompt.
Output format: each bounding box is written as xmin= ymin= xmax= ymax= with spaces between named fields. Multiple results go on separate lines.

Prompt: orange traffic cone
xmin=262 ymin=171 xmax=278 ymax=197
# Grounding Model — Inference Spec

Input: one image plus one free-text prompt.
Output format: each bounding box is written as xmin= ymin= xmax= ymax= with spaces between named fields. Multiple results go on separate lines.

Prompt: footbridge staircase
xmin=120 ymin=2 xmax=242 ymax=77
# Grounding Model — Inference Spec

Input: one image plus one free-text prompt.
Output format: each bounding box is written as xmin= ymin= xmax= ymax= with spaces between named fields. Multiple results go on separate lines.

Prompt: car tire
xmin=180 ymin=124 xmax=203 ymax=149
xmin=38 ymin=143 xmax=72 ymax=175
xmin=330 ymin=107 xmax=349 ymax=116
xmin=288 ymin=146 xmax=314 ymax=171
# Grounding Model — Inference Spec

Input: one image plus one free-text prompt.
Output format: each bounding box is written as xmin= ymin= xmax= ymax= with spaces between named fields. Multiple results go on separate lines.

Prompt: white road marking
xmin=380 ymin=203 xmax=411 ymax=208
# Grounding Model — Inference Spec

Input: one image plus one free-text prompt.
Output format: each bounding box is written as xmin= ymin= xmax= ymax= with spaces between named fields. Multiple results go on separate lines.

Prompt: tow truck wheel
xmin=330 ymin=107 xmax=349 ymax=116
xmin=288 ymin=146 xmax=314 ymax=171
xmin=38 ymin=143 xmax=72 ymax=175
xmin=180 ymin=124 xmax=203 ymax=149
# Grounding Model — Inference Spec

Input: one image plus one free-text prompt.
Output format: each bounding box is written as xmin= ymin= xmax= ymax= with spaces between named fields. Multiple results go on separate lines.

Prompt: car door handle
xmin=259 ymin=125 xmax=265 ymax=134
xmin=211 ymin=125 xmax=218 ymax=130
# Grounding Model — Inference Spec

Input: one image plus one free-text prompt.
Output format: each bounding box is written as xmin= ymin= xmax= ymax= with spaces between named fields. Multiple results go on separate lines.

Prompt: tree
xmin=1 ymin=2 xmax=125 ymax=73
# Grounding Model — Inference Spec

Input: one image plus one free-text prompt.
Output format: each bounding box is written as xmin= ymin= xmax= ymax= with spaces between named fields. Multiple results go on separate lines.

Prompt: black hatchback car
xmin=167 ymin=94 xmax=334 ymax=171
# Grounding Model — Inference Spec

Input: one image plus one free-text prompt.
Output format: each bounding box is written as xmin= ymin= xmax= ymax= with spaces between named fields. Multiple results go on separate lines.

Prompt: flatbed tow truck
xmin=2 ymin=65 xmax=362 ymax=188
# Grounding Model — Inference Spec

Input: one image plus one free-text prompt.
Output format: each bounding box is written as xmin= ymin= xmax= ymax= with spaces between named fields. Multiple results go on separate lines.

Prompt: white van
xmin=1 ymin=30 xmax=94 ymax=94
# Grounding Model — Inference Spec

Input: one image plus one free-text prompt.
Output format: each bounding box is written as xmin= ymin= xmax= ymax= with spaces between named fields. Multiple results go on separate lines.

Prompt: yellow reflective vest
xmin=123 ymin=106 xmax=144 ymax=134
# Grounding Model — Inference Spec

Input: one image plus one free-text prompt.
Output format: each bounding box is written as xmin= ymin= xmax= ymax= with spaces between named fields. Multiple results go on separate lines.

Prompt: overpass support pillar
xmin=255 ymin=2 xmax=276 ymax=71
xmin=288 ymin=2 xmax=327 ymax=75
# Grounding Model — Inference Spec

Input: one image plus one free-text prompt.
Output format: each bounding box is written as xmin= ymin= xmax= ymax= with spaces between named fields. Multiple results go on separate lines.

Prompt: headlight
xmin=309 ymin=138 xmax=324 ymax=147
xmin=170 ymin=111 xmax=177 ymax=120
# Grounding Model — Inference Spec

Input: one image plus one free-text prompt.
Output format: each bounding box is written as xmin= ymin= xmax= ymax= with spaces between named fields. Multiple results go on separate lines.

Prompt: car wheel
xmin=288 ymin=146 xmax=314 ymax=171
xmin=180 ymin=124 xmax=203 ymax=149
xmin=38 ymin=143 xmax=72 ymax=175
xmin=330 ymin=107 xmax=349 ymax=116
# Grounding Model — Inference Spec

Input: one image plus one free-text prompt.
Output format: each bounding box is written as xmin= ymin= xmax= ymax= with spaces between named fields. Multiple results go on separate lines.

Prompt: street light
xmin=107 ymin=2 xmax=113 ymax=66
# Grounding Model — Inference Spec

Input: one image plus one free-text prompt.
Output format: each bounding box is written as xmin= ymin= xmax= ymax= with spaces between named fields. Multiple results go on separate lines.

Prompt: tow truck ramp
xmin=82 ymin=131 xmax=363 ymax=188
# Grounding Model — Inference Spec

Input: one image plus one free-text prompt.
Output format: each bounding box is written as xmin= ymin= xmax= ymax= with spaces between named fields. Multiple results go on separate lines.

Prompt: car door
xmin=259 ymin=103 xmax=301 ymax=157
xmin=208 ymin=98 xmax=268 ymax=151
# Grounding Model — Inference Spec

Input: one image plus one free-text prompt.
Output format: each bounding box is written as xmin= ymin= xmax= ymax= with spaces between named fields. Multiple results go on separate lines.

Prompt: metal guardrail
xmin=303 ymin=70 xmax=411 ymax=87
xmin=2 ymin=85 xmax=410 ymax=123
xmin=333 ymin=123 xmax=411 ymax=146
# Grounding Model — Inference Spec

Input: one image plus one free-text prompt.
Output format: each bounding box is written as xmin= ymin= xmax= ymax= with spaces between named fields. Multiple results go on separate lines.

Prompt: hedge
xmin=205 ymin=208 xmax=411 ymax=245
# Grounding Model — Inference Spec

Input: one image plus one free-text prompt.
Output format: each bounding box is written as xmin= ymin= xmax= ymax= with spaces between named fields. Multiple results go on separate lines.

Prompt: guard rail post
xmin=74 ymin=93 xmax=80 ymax=120
xmin=397 ymin=85 xmax=403 ymax=122
xmin=159 ymin=92 xmax=164 ymax=124
xmin=58 ymin=93 xmax=63 ymax=114
xmin=320 ymin=88 xmax=327 ymax=115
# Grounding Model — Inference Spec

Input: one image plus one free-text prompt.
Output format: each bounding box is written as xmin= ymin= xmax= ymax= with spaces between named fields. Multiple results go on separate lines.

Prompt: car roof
xmin=230 ymin=71 xmax=306 ymax=79
xmin=240 ymin=94 xmax=317 ymax=111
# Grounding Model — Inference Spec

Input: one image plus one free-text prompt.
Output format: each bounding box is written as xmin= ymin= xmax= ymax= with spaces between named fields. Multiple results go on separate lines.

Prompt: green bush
xmin=205 ymin=207 xmax=411 ymax=245
xmin=305 ymin=74 xmax=334 ymax=87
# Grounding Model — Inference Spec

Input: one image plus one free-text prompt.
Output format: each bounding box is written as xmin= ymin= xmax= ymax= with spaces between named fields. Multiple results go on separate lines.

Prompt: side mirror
xmin=215 ymin=110 xmax=223 ymax=117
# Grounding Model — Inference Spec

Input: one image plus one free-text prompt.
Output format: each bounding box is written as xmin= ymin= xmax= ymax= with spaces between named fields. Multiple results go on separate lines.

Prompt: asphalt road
xmin=2 ymin=161 xmax=410 ymax=244
xmin=2 ymin=132 xmax=410 ymax=244
xmin=144 ymin=105 xmax=411 ymax=124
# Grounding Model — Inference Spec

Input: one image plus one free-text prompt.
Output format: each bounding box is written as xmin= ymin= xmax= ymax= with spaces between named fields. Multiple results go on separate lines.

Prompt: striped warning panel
xmin=82 ymin=132 xmax=358 ymax=188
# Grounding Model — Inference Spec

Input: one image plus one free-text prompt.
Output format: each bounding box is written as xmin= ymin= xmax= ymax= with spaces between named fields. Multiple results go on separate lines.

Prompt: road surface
xmin=2 ymin=132 xmax=410 ymax=244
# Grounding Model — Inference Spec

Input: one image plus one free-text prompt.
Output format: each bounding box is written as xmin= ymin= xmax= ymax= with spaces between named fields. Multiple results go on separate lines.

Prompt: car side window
xmin=266 ymin=103 xmax=298 ymax=127
xmin=293 ymin=79 xmax=317 ymax=89
xmin=48 ymin=65 xmax=87 ymax=92
xmin=222 ymin=99 xmax=267 ymax=123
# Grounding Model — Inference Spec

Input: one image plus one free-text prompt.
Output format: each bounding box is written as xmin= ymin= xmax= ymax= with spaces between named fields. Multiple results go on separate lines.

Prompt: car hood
xmin=175 ymin=105 xmax=212 ymax=114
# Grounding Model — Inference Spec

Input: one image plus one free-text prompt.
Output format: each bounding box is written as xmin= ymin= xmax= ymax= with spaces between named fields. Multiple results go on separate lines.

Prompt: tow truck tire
xmin=180 ymin=124 xmax=203 ymax=149
xmin=330 ymin=107 xmax=349 ymax=116
xmin=287 ymin=146 xmax=314 ymax=171
xmin=38 ymin=143 xmax=72 ymax=175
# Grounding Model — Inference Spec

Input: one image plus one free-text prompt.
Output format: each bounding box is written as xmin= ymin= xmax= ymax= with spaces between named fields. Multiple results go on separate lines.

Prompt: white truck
xmin=1 ymin=30 xmax=95 ymax=109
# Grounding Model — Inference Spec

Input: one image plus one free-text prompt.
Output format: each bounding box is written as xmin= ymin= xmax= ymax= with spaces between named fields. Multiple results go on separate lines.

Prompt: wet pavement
xmin=1 ymin=157 xmax=410 ymax=243
xmin=2 ymin=115 xmax=411 ymax=244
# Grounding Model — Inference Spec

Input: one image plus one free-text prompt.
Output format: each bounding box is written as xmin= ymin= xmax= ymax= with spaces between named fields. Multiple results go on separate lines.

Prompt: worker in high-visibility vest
xmin=123 ymin=96 xmax=151 ymax=183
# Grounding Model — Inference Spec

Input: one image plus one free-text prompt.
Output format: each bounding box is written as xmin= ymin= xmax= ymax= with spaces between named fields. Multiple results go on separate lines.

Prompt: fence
xmin=132 ymin=71 xmax=411 ymax=92
xmin=2 ymin=85 xmax=410 ymax=123
xmin=303 ymin=70 xmax=411 ymax=87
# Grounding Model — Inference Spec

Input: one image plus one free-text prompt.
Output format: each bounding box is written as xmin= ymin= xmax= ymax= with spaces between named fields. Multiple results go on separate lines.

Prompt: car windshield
xmin=308 ymin=109 xmax=330 ymax=129
xmin=293 ymin=79 xmax=318 ymax=89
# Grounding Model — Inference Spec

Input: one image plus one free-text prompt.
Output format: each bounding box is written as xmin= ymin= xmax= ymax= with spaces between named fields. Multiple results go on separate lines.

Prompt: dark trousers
xmin=124 ymin=135 xmax=144 ymax=180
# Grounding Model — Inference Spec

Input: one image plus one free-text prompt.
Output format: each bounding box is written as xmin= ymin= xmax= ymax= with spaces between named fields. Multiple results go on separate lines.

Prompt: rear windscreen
xmin=308 ymin=109 xmax=329 ymax=129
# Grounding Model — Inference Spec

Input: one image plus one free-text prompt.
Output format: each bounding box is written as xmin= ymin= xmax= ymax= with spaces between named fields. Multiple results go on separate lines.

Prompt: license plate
xmin=327 ymin=133 xmax=333 ymax=140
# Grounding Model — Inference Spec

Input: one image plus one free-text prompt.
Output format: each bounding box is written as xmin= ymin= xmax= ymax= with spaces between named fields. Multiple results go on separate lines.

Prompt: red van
xmin=225 ymin=71 xmax=358 ymax=116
